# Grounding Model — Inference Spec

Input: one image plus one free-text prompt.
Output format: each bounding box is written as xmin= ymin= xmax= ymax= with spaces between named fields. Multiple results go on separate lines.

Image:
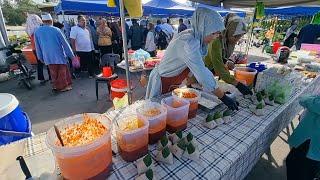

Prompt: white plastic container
xmin=115 ymin=114 xmax=149 ymax=162
xmin=161 ymin=96 xmax=190 ymax=133
xmin=172 ymin=88 xmax=201 ymax=119
xmin=137 ymin=102 xmax=167 ymax=144
xmin=46 ymin=113 xmax=112 ymax=180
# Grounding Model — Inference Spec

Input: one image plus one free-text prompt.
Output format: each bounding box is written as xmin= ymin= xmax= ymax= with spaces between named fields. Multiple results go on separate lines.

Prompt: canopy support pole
xmin=119 ymin=0 xmax=132 ymax=104
xmin=0 ymin=6 xmax=9 ymax=46
xmin=245 ymin=8 xmax=257 ymax=55
xmin=62 ymin=10 xmax=66 ymax=22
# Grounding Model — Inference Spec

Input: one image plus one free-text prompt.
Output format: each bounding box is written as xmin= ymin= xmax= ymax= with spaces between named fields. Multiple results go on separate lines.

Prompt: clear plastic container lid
xmin=172 ymin=88 xmax=201 ymax=103
xmin=136 ymin=101 xmax=167 ymax=123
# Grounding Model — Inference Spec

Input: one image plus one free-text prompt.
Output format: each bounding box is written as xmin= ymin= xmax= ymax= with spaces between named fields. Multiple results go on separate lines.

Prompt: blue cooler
xmin=0 ymin=93 xmax=32 ymax=145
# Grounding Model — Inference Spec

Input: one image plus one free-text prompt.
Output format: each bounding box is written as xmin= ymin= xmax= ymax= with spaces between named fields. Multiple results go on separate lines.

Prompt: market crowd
xmin=25 ymin=13 xmax=191 ymax=92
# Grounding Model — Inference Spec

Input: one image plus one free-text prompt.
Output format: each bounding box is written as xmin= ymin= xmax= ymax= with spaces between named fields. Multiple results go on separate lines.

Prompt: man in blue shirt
xmin=34 ymin=13 xmax=75 ymax=92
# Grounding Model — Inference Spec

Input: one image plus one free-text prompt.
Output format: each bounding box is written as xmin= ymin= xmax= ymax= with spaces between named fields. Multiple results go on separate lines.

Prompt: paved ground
xmin=0 ymin=46 xmax=294 ymax=179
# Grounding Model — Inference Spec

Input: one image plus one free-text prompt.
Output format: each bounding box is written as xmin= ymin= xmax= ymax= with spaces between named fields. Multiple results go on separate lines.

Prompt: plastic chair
xmin=95 ymin=54 xmax=120 ymax=100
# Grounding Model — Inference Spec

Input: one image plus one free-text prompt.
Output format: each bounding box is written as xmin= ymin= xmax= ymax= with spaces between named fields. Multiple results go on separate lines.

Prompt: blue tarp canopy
xmin=54 ymin=0 xmax=120 ymax=15
xmin=54 ymin=0 xmax=246 ymax=17
xmin=143 ymin=0 xmax=195 ymax=17
xmin=198 ymin=4 xmax=246 ymax=17
xmin=265 ymin=6 xmax=320 ymax=16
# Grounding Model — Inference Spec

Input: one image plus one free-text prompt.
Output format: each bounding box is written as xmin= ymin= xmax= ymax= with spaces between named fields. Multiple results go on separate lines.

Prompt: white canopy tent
xmin=190 ymin=0 xmax=319 ymax=8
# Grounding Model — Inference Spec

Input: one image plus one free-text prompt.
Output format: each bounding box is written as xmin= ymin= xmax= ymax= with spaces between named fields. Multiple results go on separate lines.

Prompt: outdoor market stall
xmin=1 ymin=54 xmax=320 ymax=179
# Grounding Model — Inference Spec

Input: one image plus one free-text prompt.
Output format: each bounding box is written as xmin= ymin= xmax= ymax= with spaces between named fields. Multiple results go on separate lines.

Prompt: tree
xmin=1 ymin=0 xmax=40 ymax=26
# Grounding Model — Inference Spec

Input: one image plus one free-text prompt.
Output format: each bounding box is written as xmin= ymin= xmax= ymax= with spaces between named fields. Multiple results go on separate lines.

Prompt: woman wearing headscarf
xmin=25 ymin=13 xmax=51 ymax=84
xmin=96 ymin=18 xmax=113 ymax=56
xmin=146 ymin=8 xmax=238 ymax=111
xmin=204 ymin=13 xmax=252 ymax=96
xmin=283 ymin=19 xmax=298 ymax=48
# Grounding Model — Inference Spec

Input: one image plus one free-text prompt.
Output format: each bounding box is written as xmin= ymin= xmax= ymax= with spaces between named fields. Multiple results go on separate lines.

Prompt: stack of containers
xmin=137 ymin=102 xmax=167 ymax=144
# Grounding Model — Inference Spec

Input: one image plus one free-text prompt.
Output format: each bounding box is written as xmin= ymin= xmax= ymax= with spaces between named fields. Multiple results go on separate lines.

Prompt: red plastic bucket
xmin=102 ymin=67 xmax=112 ymax=77
xmin=272 ymin=42 xmax=281 ymax=54
xmin=110 ymin=79 xmax=127 ymax=100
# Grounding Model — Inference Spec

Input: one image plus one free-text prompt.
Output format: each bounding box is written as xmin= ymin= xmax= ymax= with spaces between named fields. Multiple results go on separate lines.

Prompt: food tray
xmin=198 ymin=91 xmax=222 ymax=111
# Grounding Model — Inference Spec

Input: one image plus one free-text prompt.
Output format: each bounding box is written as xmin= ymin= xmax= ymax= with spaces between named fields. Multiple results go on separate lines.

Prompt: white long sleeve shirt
xmin=145 ymin=31 xmax=157 ymax=52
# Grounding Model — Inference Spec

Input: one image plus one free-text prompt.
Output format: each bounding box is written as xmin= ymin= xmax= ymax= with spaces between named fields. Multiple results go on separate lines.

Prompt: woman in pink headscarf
xmin=26 ymin=13 xmax=51 ymax=84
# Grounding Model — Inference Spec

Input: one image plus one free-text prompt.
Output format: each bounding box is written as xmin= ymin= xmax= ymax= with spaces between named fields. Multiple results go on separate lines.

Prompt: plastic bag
xmin=72 ymin=56 xmax=80 ymax=69
xmin=132 ymin=49 xmax=151 ymax=60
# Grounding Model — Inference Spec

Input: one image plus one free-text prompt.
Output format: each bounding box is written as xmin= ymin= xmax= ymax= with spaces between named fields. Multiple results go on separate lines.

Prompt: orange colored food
xmin=116 ymin=118 xmax=149 ymax=161
xmin=143 ymin=108 xmax=161 ymax=117
xmin=56 ymin=139 xmax=112 ymax=179
xmin=172 ymin=100 xmax=183 ymax=108
xmin=60 ymin=114 xmax=106 ymax=147
xmin=188 ymin=102 xmax=199 ymax=119
xmin=175 ymin=90 xmax=197 ymax=98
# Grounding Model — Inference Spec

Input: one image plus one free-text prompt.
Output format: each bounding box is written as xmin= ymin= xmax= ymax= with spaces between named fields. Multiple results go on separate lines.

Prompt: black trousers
xmin=286 ymin=140 xmax=320 ymax=180
xmin=76 ymin=51 xmax=95 ymax=76
xmin=33 ymin=50 xmax=50 ymax=81
xmin=99 ymin=45 xmax=113 ymax=57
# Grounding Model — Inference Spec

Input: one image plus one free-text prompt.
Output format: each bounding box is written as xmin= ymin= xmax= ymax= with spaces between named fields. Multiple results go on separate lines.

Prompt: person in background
xmin=283 ymin=19 xmax=298 ymax=48
xmin=53 ymin=22 xmax=76 ymax=79
xmin=155 ymin=20 xmax=162 ymax=33
xmin=70 ymin=15 xmax=95 ymax=78
xmin=34 ymin=13 xmax=75 ymax=92
xmin=146 ymin=7 xmax=238 ymax=111
xmin=145 ymin=23 xmax=157 ymax=57
xmin=96 ymin=18 xmax=113 ymax=56
xmin=184 ymin=19 xmax=191 ymax=29
xmin=128 ymin=19 xmax=144 ymax=50
xmin=25 ymin=13 xmax=51 ymax=85
xmin=140 ymin=19 xmax=149 ymax=46
xmin=161 ymin=18 xmax=174 ymax=40
xmin=296 ymin=23 xmax=320 ymax=50
xmin=110 ymin=22 xmax=122 ymax=58
xmin=87 ymin=18 xmax=98 ymax=50
xmin=178 ymin=18 xmax=187 ymax=33
xmin=203 ymin=13 xmax=252 ymax=96
xmin=286 ymin=95 xmax=320 ymax=180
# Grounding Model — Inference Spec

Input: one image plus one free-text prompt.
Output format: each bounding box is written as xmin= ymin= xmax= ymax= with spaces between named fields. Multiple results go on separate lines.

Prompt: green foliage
xmin=145 ymin=169 xmax=153 ymax=180
xmin=186 ymin=133 xmax=193 ymax=142
xmin=143 ymin=154 xmax=152 ymax=167
xmin=206 ymin=114 xmax=214 ymax=122
xmin=187 ymin=143 xmax=196 ymax=154
xmin=1 ymin=0 xmax=40 ymax=26
xmin=162 ymin=147 xmax=170 ymax=158
xmin=160 ymin=136 xmax=168 ymax=147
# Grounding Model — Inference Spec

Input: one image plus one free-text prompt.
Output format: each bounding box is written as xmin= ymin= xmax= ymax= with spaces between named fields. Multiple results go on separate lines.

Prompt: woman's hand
xmin=236 ymin=82 xmax=253 ymax=96
xmin=214 ymin=88 xmax=238 ymax=110
xmin=225 ymin=60 xmax=235 ymax=70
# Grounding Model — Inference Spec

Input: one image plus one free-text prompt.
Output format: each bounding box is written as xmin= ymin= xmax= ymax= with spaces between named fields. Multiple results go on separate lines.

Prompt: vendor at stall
xmin=146 ymin=7 xmax=238 ymax=110
xmin=204 ymin=13 xmax=252 ymax=96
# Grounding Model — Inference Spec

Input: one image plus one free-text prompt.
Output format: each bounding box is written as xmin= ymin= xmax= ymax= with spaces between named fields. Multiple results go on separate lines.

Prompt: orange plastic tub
xmin=234 ymin=67 xmax=257 ymax=86
xmin=172 ymin=88 xmax=200 ymax=119
xmin=161 ymin=96 xmax=190 ymax=133
xmin=46 ymin=113 xmax=112 ymax=180
xmin=116 ymin=114 xmax=149 ymax=162
xmin=21 ymin=45 xmax=37 ymax=65
xmin=137 ymin=102 xmax=167 ymax=144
